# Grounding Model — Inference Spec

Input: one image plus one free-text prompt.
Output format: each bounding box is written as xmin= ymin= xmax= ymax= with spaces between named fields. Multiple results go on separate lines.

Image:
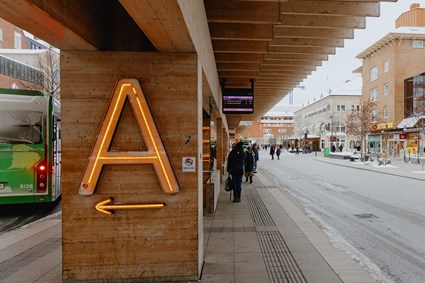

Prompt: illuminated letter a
xmin=78 ymin=79 xmax=179 ymax=196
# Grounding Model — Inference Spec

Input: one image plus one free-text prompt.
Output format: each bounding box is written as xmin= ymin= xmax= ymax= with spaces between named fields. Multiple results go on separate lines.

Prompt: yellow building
xmin=356 ymin=3 xmax=425 ymax=158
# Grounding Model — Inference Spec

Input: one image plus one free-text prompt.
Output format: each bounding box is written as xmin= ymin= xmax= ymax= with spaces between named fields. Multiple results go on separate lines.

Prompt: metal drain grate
xmin=246 ymin=188 xmax=276 ymax=227
xmin=258 ymin=231 xmax=307 ymax=283
xmin=0 ymin=237 xmax=61 ymax=281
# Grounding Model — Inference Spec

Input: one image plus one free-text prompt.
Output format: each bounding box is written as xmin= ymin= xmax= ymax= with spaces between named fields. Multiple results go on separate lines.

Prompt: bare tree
xmin=17 ymin=47 xmax=60 ymax=100
xmin=36 ymin=47 xmax=60 ymax=100
xmin=345 ymin=100 xmax=377 ymax=159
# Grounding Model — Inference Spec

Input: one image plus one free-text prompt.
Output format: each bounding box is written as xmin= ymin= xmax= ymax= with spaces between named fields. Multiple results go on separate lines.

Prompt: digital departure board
xmin=222 ymin=88 xmax=254 ymax=114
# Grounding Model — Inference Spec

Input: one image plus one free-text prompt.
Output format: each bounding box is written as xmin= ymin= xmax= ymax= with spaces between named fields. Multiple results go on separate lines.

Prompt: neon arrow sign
xmin=94 ymin=198 xmax=165 ymax=215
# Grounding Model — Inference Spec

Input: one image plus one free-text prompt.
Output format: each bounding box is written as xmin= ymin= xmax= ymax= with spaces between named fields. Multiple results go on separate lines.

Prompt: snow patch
xmin=372 ymin=164 xmax=399 ymax=168
xmin=20 ymin=211 xmax=62 ymax=230
xmin=314 ymin=180 xmax=347 ymax=193
xmin=305 ymin=208 xmax=394 ymax=283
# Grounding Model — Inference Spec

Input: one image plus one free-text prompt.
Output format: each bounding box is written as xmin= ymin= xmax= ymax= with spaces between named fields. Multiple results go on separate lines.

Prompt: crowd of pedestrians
xmin=227 ymin=141 xmax=319 ymax=202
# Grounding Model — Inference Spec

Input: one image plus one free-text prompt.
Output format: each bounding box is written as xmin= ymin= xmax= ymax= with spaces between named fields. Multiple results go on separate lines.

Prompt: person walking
xmin=276 ymin=145 xmax=281 ymax=160
xmin=227 ymin=141 xmax=246 ymax=202
xmin=270 ymin=144 xmax=275 ymax=160
xmin=244 ymin=147 xmax=255 ymax=183
xmin=252 ymin=143 xmax=259 ymax=173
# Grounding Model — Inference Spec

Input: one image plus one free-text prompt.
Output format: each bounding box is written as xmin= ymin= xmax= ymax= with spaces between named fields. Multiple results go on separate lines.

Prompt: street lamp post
xmin=329 ymin=115 xmax=334 ymax=152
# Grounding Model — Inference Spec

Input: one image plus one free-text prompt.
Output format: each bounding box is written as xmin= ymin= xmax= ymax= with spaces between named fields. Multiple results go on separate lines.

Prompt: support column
xmin=61 ymin=51 xmax=201 ymax=282
xmin=216 ymin=118 xmax=224 ymax=176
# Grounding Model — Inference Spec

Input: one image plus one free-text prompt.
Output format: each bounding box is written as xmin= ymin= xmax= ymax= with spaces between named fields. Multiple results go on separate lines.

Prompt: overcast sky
xmin=276 ymin=0 xmax=420 ymax=108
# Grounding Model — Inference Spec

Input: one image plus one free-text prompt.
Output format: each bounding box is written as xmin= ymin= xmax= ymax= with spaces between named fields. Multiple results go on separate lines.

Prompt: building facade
xmin=238 ymin=104 xmax=299 ymax=146
xmin=356 ymin=3 xmax=425 ymax=158
xmin=0 ymin=17 xmax=47 ymax=90
xmin=294 ymin=91 xmax=361 ymax=153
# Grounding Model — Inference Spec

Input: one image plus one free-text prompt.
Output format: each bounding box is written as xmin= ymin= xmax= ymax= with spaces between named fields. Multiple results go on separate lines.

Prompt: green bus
xmin=0 ymin=88 xmax=61 ymax=204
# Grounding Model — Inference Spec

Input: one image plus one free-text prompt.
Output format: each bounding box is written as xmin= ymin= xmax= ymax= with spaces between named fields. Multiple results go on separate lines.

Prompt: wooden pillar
xmin=222 ymin=127 xmax=229 ymax=174
xmin=61 ymin=51 xmax=201 ymax=281
xmin=216 ymin=118 xmax=224 ymax=175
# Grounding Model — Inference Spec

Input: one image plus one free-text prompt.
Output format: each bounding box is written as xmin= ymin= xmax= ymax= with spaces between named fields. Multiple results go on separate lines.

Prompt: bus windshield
xmin=0 ymin=110 xmax=43 ymax=144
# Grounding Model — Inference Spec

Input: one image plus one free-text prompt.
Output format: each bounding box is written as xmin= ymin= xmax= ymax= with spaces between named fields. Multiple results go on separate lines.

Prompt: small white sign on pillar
xmin=182 ymin=157 xmax=196 ymax=172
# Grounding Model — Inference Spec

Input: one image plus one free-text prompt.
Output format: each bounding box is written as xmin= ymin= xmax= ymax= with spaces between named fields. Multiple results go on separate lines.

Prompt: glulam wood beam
xmin=120 ymin=0 xmax=193 ymax=52
xmin=209 ymin=23 xmax=273 ymax=40
xmin=215 ymin=53 xmax=265 ymax=63
xmin=263 ymin=59 xmax=323 ymax=66
xmin=205 ymin=0 xmax=280 ymax=24
xmin=279 ymin=14 xmax=365 ymax=29
xmin=0 ymin=0 xmax=97 ymax=50
xmin=213 ymin=40 xmax=268 ymax=53
xmin=270 ymin=38 xmax=344 ymax=48
xmin=274 ymin=26 xmax=354 ymax=39
xmin=265 ymin=53 xmax=328 ymax=61
xmin=281 ymin=1 xmax=380 ymax=17
xmin=261 ymin=65 xmax=317 ymax=72
xmin=218 ymin=62 xmax=263 ymax=71
xmin=268 ymin=46 xmax=336 ymax=55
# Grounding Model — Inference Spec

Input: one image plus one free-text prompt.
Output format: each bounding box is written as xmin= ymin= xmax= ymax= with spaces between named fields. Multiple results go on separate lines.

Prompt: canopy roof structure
xmin=0 ymin=0 xmax=397 ymax=133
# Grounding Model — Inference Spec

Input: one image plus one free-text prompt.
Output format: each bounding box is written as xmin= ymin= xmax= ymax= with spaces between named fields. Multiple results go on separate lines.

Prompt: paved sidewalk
xmin=0 ymin=213 xmax=61 ymax=283
xmin=5 ymin=154 xmax=419 ymax=282
xmin=201 ymin=171 xmax=375 ymax=283
xmin=313 ymin=154 xmax=425 ymax=181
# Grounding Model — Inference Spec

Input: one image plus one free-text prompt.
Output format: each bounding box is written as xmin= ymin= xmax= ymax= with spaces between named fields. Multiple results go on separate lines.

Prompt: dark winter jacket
xmin=227 ymin=142 xmax=247 ymax=176
xmin=244 ymin=152 xmax=255 ymax=173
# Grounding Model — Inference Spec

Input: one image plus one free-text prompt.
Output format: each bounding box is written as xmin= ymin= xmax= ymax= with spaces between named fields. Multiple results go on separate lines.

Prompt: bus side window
xmin=53 ymin=118 xmax=61 ymax=141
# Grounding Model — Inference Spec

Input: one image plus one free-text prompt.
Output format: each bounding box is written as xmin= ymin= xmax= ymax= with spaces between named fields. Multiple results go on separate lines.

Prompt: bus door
xmin=52 ymin=118 xmax=61 ymax=200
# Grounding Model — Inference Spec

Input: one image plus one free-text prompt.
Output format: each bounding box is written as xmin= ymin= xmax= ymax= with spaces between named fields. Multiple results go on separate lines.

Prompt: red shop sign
xmin=399 ymin=133 xmax=406 ymax=139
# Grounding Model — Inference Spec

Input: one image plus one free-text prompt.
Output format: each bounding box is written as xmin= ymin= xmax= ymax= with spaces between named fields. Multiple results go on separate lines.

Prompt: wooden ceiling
xmin=204 ymin=0 xmax=396 ymax=131
xmin=0 ymin=0 xmax=397 ymax=132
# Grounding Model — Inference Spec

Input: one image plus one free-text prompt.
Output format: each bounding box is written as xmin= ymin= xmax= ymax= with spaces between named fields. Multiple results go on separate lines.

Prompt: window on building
xmin=384 ymin=59 xmax=390 ymax=73
xmin=30 ymin=42 xmax=41 ymax=50
xmin=413 ymin=40 xmax=424 ymax=48
xmin=383 ymin=106 xmax=389 ymax=119
xmin=0 ymin=28 xmax=3 ymax=48
xmin=356 ymin=105 xmax=360 ymax=111
xmin=263 ymin=129 xmax=271 ymax=133
xmin=384 ymin=83 xmax=389 ymax=96
xmin=0 ymin=56 xmax=43 ymax=85
xmin=337 ymin=105 xmax=345 ymax=112
xmin=370 ymin=88 xmax=378 ymax=102
xmin=371 ymin=109 xmax=378 ymax=123
xmin=278 ymin=129 xmax=286 ymax=133
xmin=336 ymin=122 xmax=346 ymax=133
xmin=14 ymin=31 xmax=22 ymax=49
xmin=370 ymin=66 xmax=378 ymax=81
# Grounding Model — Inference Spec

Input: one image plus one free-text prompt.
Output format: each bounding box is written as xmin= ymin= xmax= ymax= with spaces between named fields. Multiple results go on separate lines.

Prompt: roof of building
xmin=265 ymin=104 xmax=301 ymax=117
xmin=356 ymin=26 xmax=425 ymax=59
xmin=397 ymin=115 xmax=425 ymax=129
xmin=294 ymin=95 xmax=361 ymax=115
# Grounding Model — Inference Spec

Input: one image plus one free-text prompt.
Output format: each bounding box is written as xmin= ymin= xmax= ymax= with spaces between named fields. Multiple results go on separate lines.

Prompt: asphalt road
xmin=259 ymin=152 xmax=425 ymax=283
